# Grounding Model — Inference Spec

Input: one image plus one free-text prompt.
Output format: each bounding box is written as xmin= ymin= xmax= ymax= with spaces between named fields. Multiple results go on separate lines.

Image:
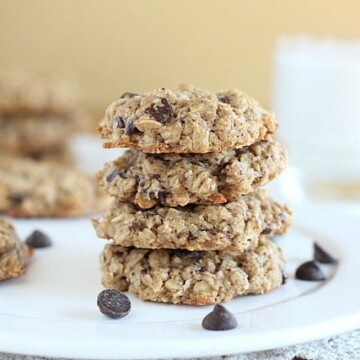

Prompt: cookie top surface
xmin=100 ymin=236 xmax=285 ymax=305
xmin=93 ymin=189 xmax=292 ymax=252
xmin=0 ymin=72 xmax=78 ymax=116
xmin=0 ymin=156 xmax=107 ymax=217
xmin=98 ymin=85 xmax=278 ymax=153
xmin=97 ymin=139 xmax=287 ymax=208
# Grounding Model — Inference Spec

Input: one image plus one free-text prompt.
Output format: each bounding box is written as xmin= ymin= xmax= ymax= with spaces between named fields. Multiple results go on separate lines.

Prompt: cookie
xmin=0 ymin=72 xmax=78 ymax=116
xmin=93 ymin=190 xmax=291 ymax=252
xmin=97 ymin=139 xmax=287 ymax=208
xmin=98 ymin=85 xmax=278 ymax=153
xmin=0 ymin=218 xmax=32 ymax=281
xmin=0 ymin=115 xmax=76 ymax=154
xmin=0 ymin=156 xmax=108 ymax=217
xmin=25 ymin=145 xmax=75 ymax=165
xmin=100 ymin=236 xmax=285 ymax=305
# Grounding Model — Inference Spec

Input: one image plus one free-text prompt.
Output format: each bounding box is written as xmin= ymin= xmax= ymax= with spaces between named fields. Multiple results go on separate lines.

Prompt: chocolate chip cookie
xmin=0 ymin=72 xmax=78 ymax=116
xmin=93 ymin=190 xmax=291 ymax=252
xmin=98 ymin=85 xmax=278 ymax=153
xmin=97 ymin=139 xmax=287 ymax=208
xmin=0 ymin=115 xmax=76 ymax=154
xmin=0 ymin=156 xmax=108 ymax=217
xmin=100 ymin=236 xmax=285 ymax=305
xmin=0 ymin=218 xmax=32 ymax=281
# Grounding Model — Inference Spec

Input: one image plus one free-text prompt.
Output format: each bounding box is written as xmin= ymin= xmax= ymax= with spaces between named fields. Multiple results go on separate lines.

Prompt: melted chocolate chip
xmin=10 ymin=193 xmax=24 ymax=205
xmin=145 ymin=98 xmax=172 ymax=124
xmin=235 ymin=146 xmax=250 ymax=156
xmin=124 ymin=121 xmax=139 ymax=135
xmin=106 ymin=170 xmax=120 ymax=182
xmin=219 ymin=96 xmax=231 ymax=104
xmin=261 ymin=228 xmax=272 ymax=235
xmin=136 ymin=175 xmax=145 ymax=187
xmin=314 ymin=242 xmax=337 ymax=264
xmin=202 ymin=304 xmax=238 ymax=331
xmin=25 ymin=230 xmax=52 ymax=248
xmin=295 ymin=261 xmax=325 ymax=281
xmin=130 ymin=222 xmax=146 ymax=231
xmin=158 ymin=191 xmax=167 ymax=202
xmin=120 ymin=92 xmax=138 ymax=99
xmin=113 ymin=116 xmax=125 ymax=128
xmin=148 ymin=191 xmax=167 ymax=202
xmin=97 ymin=289 xmax=131 ymax=319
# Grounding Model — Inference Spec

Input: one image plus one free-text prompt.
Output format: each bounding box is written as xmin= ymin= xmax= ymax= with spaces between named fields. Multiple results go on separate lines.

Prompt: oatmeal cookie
xmin=26 ymin=145 xmax=75 ymax=165
xmin=0 ymin=156 xmax=108 ymax=217
xmin=100 ymin=236 xmax=285 ymax=305
xmin=0 ymin=115 xmax=76 ymax=154
xmin=97 ymin=139 xmax=287 ymax=208
xmin=0 ymin=72 xmax=78 ymax=116
xmin=0 ymin=218 xmax=32 ymax=281
xmin=93 ymin=190 xmax=291 ymax=252
xmin=98 ymin=86 xmax=278 ymax=153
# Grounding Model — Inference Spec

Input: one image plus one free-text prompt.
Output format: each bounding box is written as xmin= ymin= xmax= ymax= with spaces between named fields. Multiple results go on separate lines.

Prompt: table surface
xmin=1 ymin=329 xmax=359 ymax=360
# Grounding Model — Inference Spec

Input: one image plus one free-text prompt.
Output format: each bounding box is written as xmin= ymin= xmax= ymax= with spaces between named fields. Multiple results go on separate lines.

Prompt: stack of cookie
xmin=0 ymin=72 xmax=81 ymax=164
xmin=0 ymin=72 xmax=108 ymax=218
xmin=93 ymin=86 xmax=292 ymax=305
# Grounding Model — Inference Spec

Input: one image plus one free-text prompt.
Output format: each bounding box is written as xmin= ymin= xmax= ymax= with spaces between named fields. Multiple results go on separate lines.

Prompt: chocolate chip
xmin=124 ymin=120 xmax=139 ymax=135
xmin=97 ymin=289 xmax=131 ymax=319
xmin=113 ymin=116 xmax=125 ymax=128
xmin=120 ymin=92 xmax=138 ymax=99
xmin=151 ymin=174 xmax=161 ymax=180
xmin=202 ymin=304 xmax=238 ymax=331
xmin=314 ymin=242 xmax=337 ymax=264
xmin=219 ymin=96 xmax=230 ymax=104
xmin=145 ymin=98 xmax=172 ymax=124
xmin=261 ymin=228 xmax=272 ymax=235
xmin=295 ymin=261 xmax=325 ymax=281
xmin=189 ymin=251 xmax=203 ymax=261
xmin=281 ymin=271 xmax=288 ymax=285
xmin=187 ymin=232 xmax=197 ymax=241
xmin=235 ymin=146 xmax=250 ymax=156
xmin=130 ymin=222 xmax=146 ymax=231
xmin=149 ymin=191 xmax=157 ymax=200
xmin=25 ymin=230 xmax=52 ymax=248
xmin=10 ymin=193 xmax=24 ymax=205
xmin=158 ymin=191 xmax=167 ymax=202
xmin=106 ymin=170 xmax=120 ymax=182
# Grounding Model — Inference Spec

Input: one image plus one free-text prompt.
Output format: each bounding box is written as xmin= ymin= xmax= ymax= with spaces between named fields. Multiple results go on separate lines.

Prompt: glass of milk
xmin=272 ymin=36 xmax=360 ymax=201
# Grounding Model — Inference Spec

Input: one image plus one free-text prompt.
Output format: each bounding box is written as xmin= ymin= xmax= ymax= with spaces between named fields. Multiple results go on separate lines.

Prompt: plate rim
xmin=1 ymin=203 xmax=360 ymax=359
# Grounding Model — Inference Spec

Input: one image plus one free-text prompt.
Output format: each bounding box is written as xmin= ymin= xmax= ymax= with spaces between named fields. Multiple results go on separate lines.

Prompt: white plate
xmin=0 ymin=136 xmax=359 ymax=359
xmin=0 ymin=204 xmax=359 ymax=359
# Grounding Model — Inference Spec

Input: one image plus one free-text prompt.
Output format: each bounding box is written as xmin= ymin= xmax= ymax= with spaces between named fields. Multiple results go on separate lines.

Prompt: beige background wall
xmin=0 ymin=0 xmax=359 ymax=114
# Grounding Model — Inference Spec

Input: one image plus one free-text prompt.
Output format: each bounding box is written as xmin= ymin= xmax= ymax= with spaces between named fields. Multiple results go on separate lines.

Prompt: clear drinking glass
xmin=272 ymin=37 xmax=360 ymax=201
